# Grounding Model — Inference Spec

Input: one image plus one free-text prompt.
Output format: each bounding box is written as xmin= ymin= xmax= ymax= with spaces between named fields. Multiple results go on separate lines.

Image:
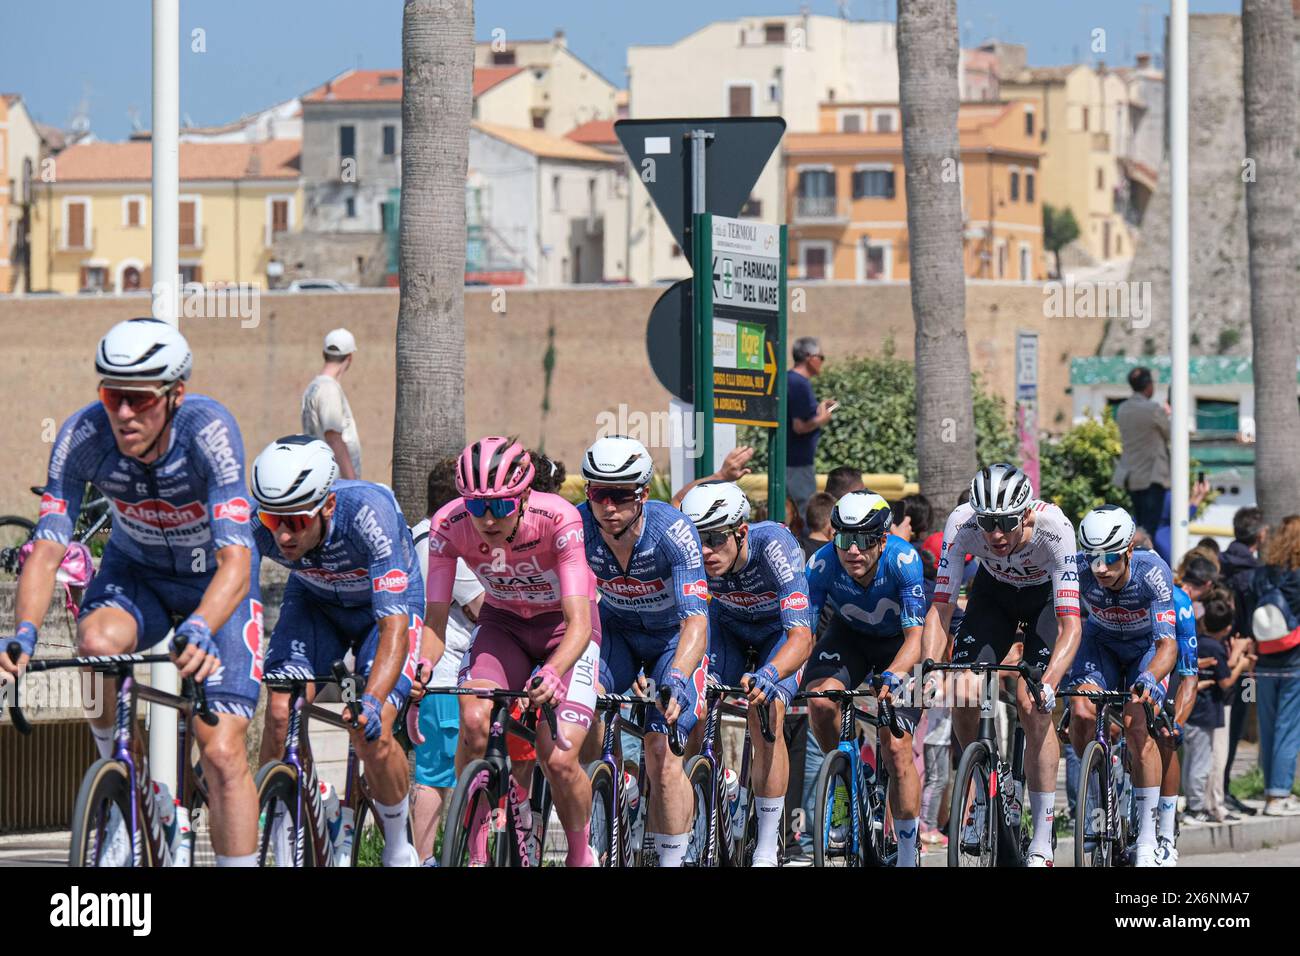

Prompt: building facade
xmin=2 ymin=94 xmax=51 ymax=293
xmin=473 ymin=31 xmax=619 ymax=136
xmin=28 ymin=140 xmax=301 ymax=293
xmin=626 ymin=14 xmax=901 ymax=284
xmin=785 ymin=99 xmax=1045 ymax=281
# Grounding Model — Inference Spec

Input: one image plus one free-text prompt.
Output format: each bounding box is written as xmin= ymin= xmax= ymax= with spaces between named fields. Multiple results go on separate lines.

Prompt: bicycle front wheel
xmin=254 ymin=761 xmax=317 ymax=867
xmin=584 ymin=761 xmax=617 ymax=867
xmin=1075 ymin=741 xmax=1110 ymax=868
xmin=441 ymin=759 xmax=500 ymax=867
xmin=948 ymin=741 xmax=996 ymax=868
xmin=813 ymin=749 xmax=858 ymax=867
xmin=683 ymin=754 xmax=719 ymax=867
xmin=69 ymin=758 xmax=143 ymax=867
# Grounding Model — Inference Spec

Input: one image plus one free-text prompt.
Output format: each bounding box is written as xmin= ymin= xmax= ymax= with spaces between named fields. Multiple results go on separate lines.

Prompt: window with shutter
xmin=728 ymin=85 xmax=753 ymax=117
xmin=840 ymin=113 xmax=862 ymax=133
xmin=1026 ymin=173 xmax=1035 ymax=203
xmin=382 ymin=125 xmax=396 ymax=157
xmin=1010 ymin=171 xmax=1020 ymax=202
xmin=340 ymin=125 xmax=356 ymax=160
xmin=126 ymin=199 xmax=141 ymax=227
xmin=67 ymin=202 xmax=86 ymax=249
xmin=179 ymin=201 xmax=196 ymax=246
xmin=874 ymin=112 xmax=893 ymax=133
xmin=272 ymin=200 xmax=289 ymax=235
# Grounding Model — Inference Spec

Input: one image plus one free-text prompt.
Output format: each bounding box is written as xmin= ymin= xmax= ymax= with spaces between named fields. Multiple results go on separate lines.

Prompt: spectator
xmin=1175 ymin=554 xmax=1219 ymax=622
xmin=787 ymin=337 xmax=836 ymax=520
xmin=1113 ymin=366 xmax=1170 ymax=534
xmin=784 ymin=495 xmax=806 ymax=539
xmin=890 ymin=493 xmax=933 ymax=545
xmin=1182 ymin=594 xmax=1250 ymax=824
xmin=410 ymin=456 xmax=486 ymax=862
xmin=800 ymin=492 xmax=835 ymax=559
xmin=1196 ymin=537 xmax=1222 ymax=557
xmin=1219 ymin=506 xmax=1267 ymax=809
xmin=301 ymin=328 xmax=362 ymax=479
xmin=1152 ymin=478 xmax=1212 ymax=565
xmin=919 ymin=706 xmax=952 ymax=847
xmin=1249 ymin=514 xmax=1300 ymax=816
xmin=528 ymin=450 xmax=566 ymax=494
xmin=825 ymin=465 xmax=865 ymax=501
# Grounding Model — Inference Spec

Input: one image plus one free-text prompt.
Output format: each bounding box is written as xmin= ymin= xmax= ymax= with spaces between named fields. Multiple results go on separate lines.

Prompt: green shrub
xmin=1037 ymin=412 xmax=1131 ymax=524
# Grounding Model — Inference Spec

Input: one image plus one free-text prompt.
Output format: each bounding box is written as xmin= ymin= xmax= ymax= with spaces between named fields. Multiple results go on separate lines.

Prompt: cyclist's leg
xmin=745 ymin=628 xmax=798 ymax=863
xmin=76 ymin=548 xmax=156 ymax=755
xmin=186 ymin=565 xmax=263 ymax=863
xmin=642 ymin=633 xmax=704 ymax=864
xmin=1120 ymin=640 xmax=1163 ymax=856
xmin=1065 ymin=623 xmax=1106 ymax=758
xmin=585 ymin=609 xmax=635 ymax=764
xmin=801 ymin=616 xmax=870 ymax=753
xmin=1018 ymin=591 xmax=1062 ymax=860
xmin=258 ymin=577 xmax=338 ymax=768
xmin=454 ymin=605 xmax=528 ymax=773
xmin=866 ymin=636 xmax=922 ymax=861
xmin=949 ymin=569 xmax=1019 ymax=750
xmin=353 ymin=605 xmax=423 ymax=866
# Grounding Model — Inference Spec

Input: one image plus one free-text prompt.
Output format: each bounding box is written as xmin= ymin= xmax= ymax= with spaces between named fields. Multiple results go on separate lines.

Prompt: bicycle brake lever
xmin=529 ymin=675 xmax=569 ymax=751
xmin=332 ymin=660 xmax=361 ymax=729
xmin=657 ymin=684 xmax=687 ymax=756
xmin=756 ymin=699 xmax=775 ymax=744
xmin=5 ymin=641 xmax=32 ymax=736
xmin=879 ymin=697 xmax=904 ymax=740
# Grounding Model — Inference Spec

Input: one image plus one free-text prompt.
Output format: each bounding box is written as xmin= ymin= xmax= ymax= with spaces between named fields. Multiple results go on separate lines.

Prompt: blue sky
xmin=2 ymin=0 xmax=1240 ymax=141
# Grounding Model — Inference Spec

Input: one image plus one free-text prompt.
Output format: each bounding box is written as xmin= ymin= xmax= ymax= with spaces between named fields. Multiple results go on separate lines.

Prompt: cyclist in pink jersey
xmin=422 ymin=438 xmax=601 ymax=866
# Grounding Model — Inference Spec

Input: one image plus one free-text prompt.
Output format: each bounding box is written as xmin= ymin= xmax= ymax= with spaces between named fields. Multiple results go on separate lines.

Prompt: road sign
xmin=1016 ymin=330 xmax=1040 ymax=492
xmin=646 ymin=279 xmax=692 ymax=402
xmin=614 ymin=118 xmax=786 ymax=252
xmin=706 ymin=216 xmax=783 ymax=428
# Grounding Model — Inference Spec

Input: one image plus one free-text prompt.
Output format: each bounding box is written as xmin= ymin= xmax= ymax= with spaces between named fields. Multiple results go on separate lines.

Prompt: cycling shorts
xmin=707 ymin=605 xmax=801 ymax=703
xmin=800 ymin=616 xmax=919 ymax=736
xmin=79 ymin=544 xmax=263 ymax=719
xmin=1066 ymin=623 xmax=1160 ymax=694
xmin=949 ymin=567 xmax=1056 ymax=671
xmin=599 ymin=614 xmax=707 ymax=736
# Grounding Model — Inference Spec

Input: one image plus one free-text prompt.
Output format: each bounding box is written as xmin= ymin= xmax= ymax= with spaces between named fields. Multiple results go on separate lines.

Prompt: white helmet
xmin=1078 ymin=505 xmax=1136 ymax=556
xmin=251 ymin=435 xmax=338 ymax=512
xmin=582 ymin=435 xmax=654 ymax=486
xmin=96 ymin=318 xmax=193 ymax=383
xmin=969 ymin=462 xmax=1034 ymax=516
xmin=680 ymin=481 xmax=750 ymax=532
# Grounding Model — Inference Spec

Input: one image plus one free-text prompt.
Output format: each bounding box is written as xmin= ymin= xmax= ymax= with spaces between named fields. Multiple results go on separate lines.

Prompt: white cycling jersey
xmin=932 ymin=500 xmax=1080 ymax=618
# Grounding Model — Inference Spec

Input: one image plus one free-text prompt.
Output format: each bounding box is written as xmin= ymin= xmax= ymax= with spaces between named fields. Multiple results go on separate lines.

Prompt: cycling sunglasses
xmin=258 ymin=502 xmax=325 ymax=534
xmin=586 ymin=485 xmax=640 ymax=506
xmin=98 ymin=383 xmax=172 ymax=414
xmin=464 ymin=497 xmax=519 ymax=519
xmin=975 ymin=512 xmax=1023 ymax=534
xmin=1089 ymin=550 xmax=1127 ymax=567
xmin=834 ymin=531 xmax=883 ymax=552
xmin=700 ymin=528 xmax=740 ymax=550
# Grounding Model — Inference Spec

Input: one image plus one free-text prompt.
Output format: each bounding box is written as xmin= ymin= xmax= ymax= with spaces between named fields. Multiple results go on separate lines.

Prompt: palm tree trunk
xmin=393 ymin=0 xmax=474 ymax=520
xmin=1242 ymin=0 xmax=1300 ymax=526
xmin=898 ymin=0 xmax=977 ymax=519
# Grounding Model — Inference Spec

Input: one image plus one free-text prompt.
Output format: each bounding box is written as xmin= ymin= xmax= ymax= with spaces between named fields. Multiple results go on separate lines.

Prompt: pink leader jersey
xmin=425 ymin=491 xmax=597 ymax=617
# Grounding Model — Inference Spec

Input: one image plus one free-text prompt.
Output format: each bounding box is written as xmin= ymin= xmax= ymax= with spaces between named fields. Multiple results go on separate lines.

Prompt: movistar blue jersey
xmin=1173 ymin=584 xmax=1199 ymax=677
xmin=807 ymin=535 xmax=927 ymax=639
xmin=578 ymin=500 xmax=709 ymax=635
xmin=253 ymin=480 xmax=423 ymax=620
xmin=1077 ymin=549 xmax=1177 ymax=647
xmin=35 ymin=396 xmax=255 ymax=573
xmin=707 ymin=521 xmax=811 ymax=638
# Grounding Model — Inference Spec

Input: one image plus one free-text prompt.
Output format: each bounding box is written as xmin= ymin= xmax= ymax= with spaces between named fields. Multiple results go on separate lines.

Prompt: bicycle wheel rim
xmin=254 ymin=762 xmax=312 ymax=867
xmin=441 ymin=761 xmax=498 ymax=868
xmin=586 ymin=762 xmax=616 ymax=867
xmin=949 ymin=743 xmax=996 ymax=869
xmin=683 ymin=756 xmax=717 ymax=867
xmin=70 ymin=759 xmax=137 ymax=868
xmin=1075 ymin=742 xmax=1108 ymax=868
xmin=813 ymin=750 xmax=855 ymax=868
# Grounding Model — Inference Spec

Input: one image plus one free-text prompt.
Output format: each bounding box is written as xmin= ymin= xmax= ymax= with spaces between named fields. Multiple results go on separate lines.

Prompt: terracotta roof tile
xmin=565 ymin=118 xmax=618 ymax=145
xmin=301 ymin=67 xmax=525 ymax=103
xmin=473 ymin=122 xmax=620 ymax=162
xmin=50 ymin=140 xmax=301 ymax=181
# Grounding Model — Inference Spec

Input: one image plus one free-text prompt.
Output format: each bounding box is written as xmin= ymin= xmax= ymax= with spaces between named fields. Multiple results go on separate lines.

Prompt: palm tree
xmin=392 ymin=0 xmax=474 ymax=520
xmin=1242 ymin=0 xmax=1300 ymax=525
xmin=897 ymin=0 xmax=977 ymax=518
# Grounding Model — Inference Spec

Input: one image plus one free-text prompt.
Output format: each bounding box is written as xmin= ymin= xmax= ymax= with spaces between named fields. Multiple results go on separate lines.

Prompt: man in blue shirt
xmin=786 ymin=336 xmax=836 ymax=521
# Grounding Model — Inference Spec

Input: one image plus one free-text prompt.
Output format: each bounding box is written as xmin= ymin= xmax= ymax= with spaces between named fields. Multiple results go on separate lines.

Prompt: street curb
xmin=920 ymin=811 xmax=1300 ymax=866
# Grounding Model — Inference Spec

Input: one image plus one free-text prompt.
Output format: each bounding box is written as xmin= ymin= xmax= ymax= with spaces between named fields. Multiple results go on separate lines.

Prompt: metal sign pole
xmin=689 ymin=128 xmax=715 ymax=479
xmin=769 ymin=224 xmax=789 ymax=519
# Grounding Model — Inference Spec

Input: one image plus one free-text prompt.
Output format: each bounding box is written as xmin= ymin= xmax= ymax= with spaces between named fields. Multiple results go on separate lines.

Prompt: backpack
xmin=1251 ymin=568 xmax=1300 ymax=655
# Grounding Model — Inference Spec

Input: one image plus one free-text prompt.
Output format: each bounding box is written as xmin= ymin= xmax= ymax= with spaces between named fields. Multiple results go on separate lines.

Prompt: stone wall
xmin=0 ymin=280 xmax=1102 ymax=518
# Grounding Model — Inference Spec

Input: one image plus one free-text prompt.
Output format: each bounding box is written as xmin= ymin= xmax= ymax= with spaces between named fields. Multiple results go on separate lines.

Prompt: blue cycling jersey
xmin=253 ymin=479 xmax=423 ymax=619
xmin=807 ymin=535 xmax=927 ymax=638
xmin=1173 ymin=584 xmax=1199 ymax=677
xmin=578 ymin=500 xmax=709 ymax=634
xmin=35 ymin=396 xmax=255 ymax=573
xmin=707 ymin=521 xmax=811 ymax=637
xmin=1077 ymin=548 xmax=1177 ymax=646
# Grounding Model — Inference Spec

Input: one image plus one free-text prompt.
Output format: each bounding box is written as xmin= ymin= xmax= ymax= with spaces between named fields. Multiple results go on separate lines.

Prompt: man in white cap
xmin=301 ymin=328 xmax=362 ymax=478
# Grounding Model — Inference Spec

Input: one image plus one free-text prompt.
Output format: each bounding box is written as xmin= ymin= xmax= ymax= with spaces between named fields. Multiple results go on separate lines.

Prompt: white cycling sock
xmin=1136 ymin=787 xmax=1160 ymax=848
xmin=374 ymin=797 xmax=412 ymax=866
xmin=1157 ymin=794 xmax=1178 ymax=841
xmin=656 ymin=832 xmax=691 ymax=868
xmin=754 ymin=796 xmax=784 ymax=863
xmin=893 ymin=818 xmax=918 ymax=867
xmin=1028 ymin=791 xmax=1055 ymax=856
xmin=216 ymin=853 xmax=258 ymax=867
xmin=90 ymin=723 xmax=114 ymax=760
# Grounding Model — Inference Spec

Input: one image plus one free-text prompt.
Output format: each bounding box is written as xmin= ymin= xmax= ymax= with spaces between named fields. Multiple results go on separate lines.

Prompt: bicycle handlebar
xmin=1060 ymin=686 xmax=1171 ymax=738
xmin=921 ymin=658 xmax=1046 ymax=709
xmin=528 ymin=675 xmax=566 ymax=751
xmin=709 ymin=681 xmax=775 ymax=743
xmin=5 ymin=642 xmax=32 ymax=736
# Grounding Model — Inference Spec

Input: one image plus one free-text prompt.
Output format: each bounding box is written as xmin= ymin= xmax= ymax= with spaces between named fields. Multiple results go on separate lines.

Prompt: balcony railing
xmin=793 ymin=195 xmax=849 ymax=224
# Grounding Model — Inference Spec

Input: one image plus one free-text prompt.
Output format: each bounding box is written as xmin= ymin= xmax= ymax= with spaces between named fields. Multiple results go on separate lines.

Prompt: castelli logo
xmin=372 ymin=569 xmax=409 ymax=593
xmin=213 ymin=497 xmax=251 ymax=524
xmin=39 ymin=493 xmax=68 ymax=517
xmin=682 ymin=580 xmax=709 ymax=600
xmin=781 ymin=592 xmax=810 ymax=612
